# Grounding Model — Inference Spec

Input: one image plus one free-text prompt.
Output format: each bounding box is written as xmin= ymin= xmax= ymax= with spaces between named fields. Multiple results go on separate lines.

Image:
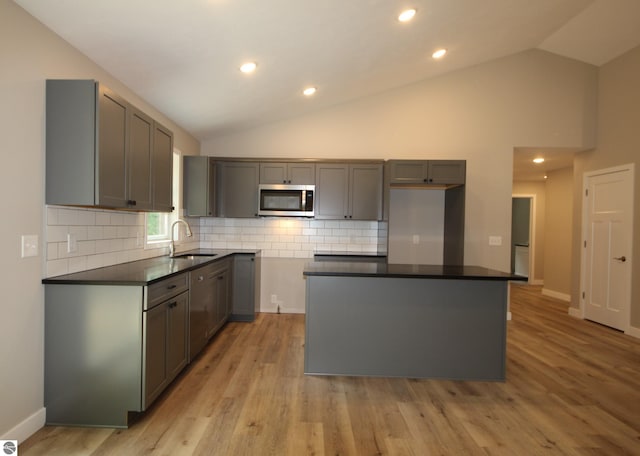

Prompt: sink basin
xmin=171 ymin=253 xmax=218 ymax=260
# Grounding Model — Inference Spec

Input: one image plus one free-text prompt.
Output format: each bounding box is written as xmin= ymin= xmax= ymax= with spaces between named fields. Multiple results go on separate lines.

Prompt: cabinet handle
xmin=218 ymin=275 xmax=224 ymax=280
xmin=423 ymin=178 xmax=428 ymax=183
xmin=167 ymin=284 xmax=177 ymax=289
xmin=128 ymin=200 xmax=137 ymax=206
xmin=168 ymin=301 xmax=177 ymax=308
xmin=428 ymin=178 xmax=433 ymax=183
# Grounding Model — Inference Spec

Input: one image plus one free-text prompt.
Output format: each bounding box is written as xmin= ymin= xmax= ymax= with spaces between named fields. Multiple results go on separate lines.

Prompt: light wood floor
xmin=21 ymin=284 xmax=640 ymax=455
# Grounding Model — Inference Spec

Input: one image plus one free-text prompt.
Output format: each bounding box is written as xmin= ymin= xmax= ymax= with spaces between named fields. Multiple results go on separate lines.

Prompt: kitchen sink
xmin=171 ymin=253 xmax=218 ymax=260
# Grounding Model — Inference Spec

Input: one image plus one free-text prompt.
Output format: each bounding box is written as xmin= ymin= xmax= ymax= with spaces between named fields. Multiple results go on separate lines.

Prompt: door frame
xmin=511 ymin=193 xmax=538 ymax=285
xmin=579 ymin=163 xmax=635 ymax=332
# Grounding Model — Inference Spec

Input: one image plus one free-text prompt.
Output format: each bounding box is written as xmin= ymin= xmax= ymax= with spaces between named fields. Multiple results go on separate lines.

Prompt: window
xmin=145 ymin=150 xmax=182 ymax=247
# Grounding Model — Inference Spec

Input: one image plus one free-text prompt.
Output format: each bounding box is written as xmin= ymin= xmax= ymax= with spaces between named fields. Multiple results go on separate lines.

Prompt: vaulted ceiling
xmin=13 ymin=0 xmax=640 ymax=180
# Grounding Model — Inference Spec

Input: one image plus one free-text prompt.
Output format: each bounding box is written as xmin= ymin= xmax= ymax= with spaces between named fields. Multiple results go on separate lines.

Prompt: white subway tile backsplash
xmin=45 ymin=205 xmax=385 ymax=277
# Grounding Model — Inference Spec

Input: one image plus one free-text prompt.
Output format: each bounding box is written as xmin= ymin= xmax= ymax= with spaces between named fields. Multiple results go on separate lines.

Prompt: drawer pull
xmin=168 ymin=301 xmax=177 ymax=308
xmin=167 ymin=284 xmax=177 ymax=289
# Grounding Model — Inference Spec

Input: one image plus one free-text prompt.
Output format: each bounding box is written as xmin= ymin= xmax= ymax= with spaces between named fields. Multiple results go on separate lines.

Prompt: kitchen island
xmin=303 ymin=261 xmax=525 ymax=381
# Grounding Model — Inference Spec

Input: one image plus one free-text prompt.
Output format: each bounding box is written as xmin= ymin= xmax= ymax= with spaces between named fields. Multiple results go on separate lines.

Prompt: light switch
xmin=489 ymin=236 xmax=502 ymax=246
xmin=21 ymin=235 xmax=39 ymax=258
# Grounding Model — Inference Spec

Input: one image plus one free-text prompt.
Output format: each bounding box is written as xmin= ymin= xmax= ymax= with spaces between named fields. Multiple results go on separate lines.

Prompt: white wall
xmin=572 ymin=45 xmax=640 ymax=328
xmin=203 ymin=49 xmax=598 ymax=274
xmin=0 ymin=0 xmax=199 ymax=441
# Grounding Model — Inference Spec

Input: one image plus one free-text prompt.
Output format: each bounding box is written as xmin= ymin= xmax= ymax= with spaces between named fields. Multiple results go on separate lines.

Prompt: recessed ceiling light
xmin=533 ymin=158 xmax=545 ymax=164
xmin=398 ymin=8 xmax=416 ymax=22
xmin=432 ymin=49 xmax=447 ymax=59
xmin=303 ymin=87 xmax=317 ymax=96
xmin=239 ymin=62 xmax=257 ymax=73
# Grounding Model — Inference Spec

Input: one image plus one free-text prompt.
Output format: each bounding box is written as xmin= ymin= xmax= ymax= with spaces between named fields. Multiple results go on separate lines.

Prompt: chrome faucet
xmin=169 ymin=219 xmax=193 ymax=257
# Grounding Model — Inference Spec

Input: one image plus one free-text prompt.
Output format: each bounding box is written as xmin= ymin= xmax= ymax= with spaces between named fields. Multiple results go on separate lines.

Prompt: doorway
xmin=511 ymin=195 xmax=536 ymax=283
xmin=581 ymin=164 xmax=634 ymax=331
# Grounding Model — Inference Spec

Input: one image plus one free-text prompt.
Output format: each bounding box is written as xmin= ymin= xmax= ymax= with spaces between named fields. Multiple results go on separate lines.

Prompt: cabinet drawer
xmin=146 ymin=273 xmax=188 ymax=310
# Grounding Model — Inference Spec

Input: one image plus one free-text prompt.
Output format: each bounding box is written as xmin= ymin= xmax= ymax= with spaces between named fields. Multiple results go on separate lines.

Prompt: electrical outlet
xmin=21 ymin=234 xmax=39 ymax=258
xmin=489 ymin=236 xmax=502 ymax=246
xmin=67 ymin=233 xmax=77 ymax=253
xmin=412 ymin=235 xmax=420 ymax=245
xmin=271 ymin=294 xmax=278 ymax=304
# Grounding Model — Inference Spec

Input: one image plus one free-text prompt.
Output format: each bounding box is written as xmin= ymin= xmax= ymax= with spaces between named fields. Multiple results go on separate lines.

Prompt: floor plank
xmin=20 ymin=285 xmax=640 ymax=455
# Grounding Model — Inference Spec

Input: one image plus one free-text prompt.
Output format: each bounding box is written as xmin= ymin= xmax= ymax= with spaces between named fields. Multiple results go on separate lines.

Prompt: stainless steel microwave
xmin=258 ymin=184 xmax=315 ymax=217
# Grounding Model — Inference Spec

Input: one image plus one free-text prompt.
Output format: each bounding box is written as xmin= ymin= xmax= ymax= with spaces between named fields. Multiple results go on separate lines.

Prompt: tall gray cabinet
xmin=46 ymin=79 xmax=173 ymax=211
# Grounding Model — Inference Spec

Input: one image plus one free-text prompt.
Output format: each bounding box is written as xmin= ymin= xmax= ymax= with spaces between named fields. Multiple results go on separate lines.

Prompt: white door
xmin=583 ymin=166 xmax=634 ymax=331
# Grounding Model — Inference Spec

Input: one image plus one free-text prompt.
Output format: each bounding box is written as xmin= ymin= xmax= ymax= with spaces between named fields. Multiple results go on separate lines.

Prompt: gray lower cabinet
xmin=183 ymin=156 xmax=216 ymax=216
xmin=259 ymin=162 xmax=315 ymax=184
xmin=189 ymin=259 xmax=231 ymax=361
xmin=144 ymin=290 xmax=188 ymax=408
xmin=216 ymin=161 xmax=260 ymax=217
xmin=230 ymin=253 xmax=258 ymax=322
xmin=387 ymin=160 xmax=466 ymax=185
xmin=315 ymin=163 xmax=383 ymax=220
xmin=44 ymin=272 xmax=189 ymax=428
xmin=45 ymin=79 xmax=173 ymax=211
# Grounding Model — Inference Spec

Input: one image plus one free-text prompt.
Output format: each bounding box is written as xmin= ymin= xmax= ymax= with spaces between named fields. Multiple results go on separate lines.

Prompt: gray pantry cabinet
xmin=216 ymin=161 xmax=260 ymax=218
xmin=189 ymin=259 xmax=231 ymax=361
xmin=45 ymin=79 xmax=173 ymax=211
xmin=259 ymin=162 xmax=316 ymax=184
xmin=387 ymin=160 xmax=466 ymax=185
xmin=183 ymin=156 xmax=216 ymax=216
xmin=315 ymin=163 xmax=383 ymax=220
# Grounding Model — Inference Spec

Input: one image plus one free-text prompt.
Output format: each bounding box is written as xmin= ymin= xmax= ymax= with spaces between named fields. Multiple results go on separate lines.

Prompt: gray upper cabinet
xmin=152 ymin=123 xmax=174 ymax=212
xmin=428 ymin=160 xmax=466 ymax=185
xmin=259 ymin=162 xmax=315 ymax=184
xmin=128 ymin=107 xmax=154 ymax=210
xmin=216 ymin=161 xmax=260 ymax=218
xmin=387 ymin=160 xmax=465 ymax=185
xmin=183 ymin=156 xmax=215 ymax=216
xmin=315 ymin=163 xmax=382 ymax=220
xmin=46 ymin=79 xmax=173 ymax=211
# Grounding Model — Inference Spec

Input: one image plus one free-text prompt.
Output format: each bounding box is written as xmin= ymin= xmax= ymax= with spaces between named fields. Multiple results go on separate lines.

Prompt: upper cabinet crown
xmin=45 ymin=80 xmax=173 ymax=212
xmin=259 ymin=162 xmax=315 ymax=185
xmin=387 ymin=160 xmax=465 ymax=185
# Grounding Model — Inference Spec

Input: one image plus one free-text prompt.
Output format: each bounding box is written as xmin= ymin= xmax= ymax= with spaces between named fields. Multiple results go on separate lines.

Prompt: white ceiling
xmin=13 ymin=0 xmax=640 ymax=179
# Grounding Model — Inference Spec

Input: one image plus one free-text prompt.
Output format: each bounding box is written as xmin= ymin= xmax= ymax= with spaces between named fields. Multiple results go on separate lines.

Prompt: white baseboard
xmin=506 ymin=311 xmax=512 ymax=321
xmin=568 ymin=307 xmax=582 ymax=319
xmin=542 ymin=288 xmax=571 ymax=302
xmin=625 ymin=325 xmax=640 ymax=339
xmin=2 ymin=407 xmax=45 ymax=444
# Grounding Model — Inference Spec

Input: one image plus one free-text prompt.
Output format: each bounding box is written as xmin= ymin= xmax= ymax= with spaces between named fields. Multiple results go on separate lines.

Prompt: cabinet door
xmin=166 ymin=291 xmax=188 ymax=382
xmin=184 ymin=156 xmax=214 ymax=217
xmin=260 ymin=163 xmax=288 ymax=184
xmin=427 ymin=160 xmax=466 ymax=185
xmin=231 ymin=254 xmax=256 ymax=321
xmin=315 ymin=164 xmax=349 ymax=219
xmin=97 ymin=84 xmax=129 ymax=207
xmin=144 ymin=302 xmax=167 ymax=408
xmin=128 ymin=107 xmax=153 ymax=210
xmin=288 ymin=163 xmax=315 ymax=185
xmin=216 ymin=162 xmax=259 ymax=218
xmin=152 ymin=123 xmax=174 ymax=212
xmin=349 ymin=164 xmax=383 ymax=220
xmin=387 ymin=161 xmax=428 ymax=184
xmin=216 ymin=266 xmax=231 ymax=324
xmin=189 ymin=266 xmax=213 ymax=360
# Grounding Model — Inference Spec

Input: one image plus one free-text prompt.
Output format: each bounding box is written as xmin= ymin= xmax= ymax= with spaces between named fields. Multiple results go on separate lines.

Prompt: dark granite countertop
xmin=304 ymin=260 xmax=526 ymax=281
xmin=42 ymin=249 xmax=258 ymax=286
